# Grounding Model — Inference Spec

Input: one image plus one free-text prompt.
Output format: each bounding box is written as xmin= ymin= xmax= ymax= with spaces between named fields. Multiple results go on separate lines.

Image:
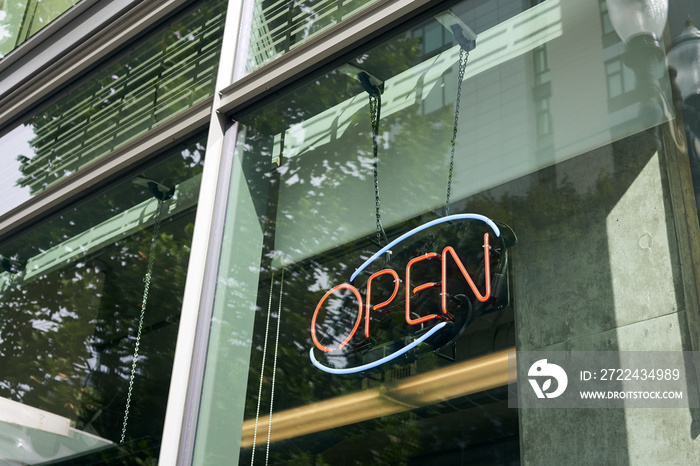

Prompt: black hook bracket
xmin=147 ymin=181 xmax=175 ymax=201
xmin=337 ymin=64 xmax=384 ymax=96
xmin=358 ymin=71 xmax=383 ymax=97
xmin=1 ymin=257 xmax=26 ymax=275
xmin=451 ymin=24 xmax=476 ymax=52
xmin=434 ymin=10 xmax=477 ymax=52
xmin=132 ymin=176 xmax=175 ymax=201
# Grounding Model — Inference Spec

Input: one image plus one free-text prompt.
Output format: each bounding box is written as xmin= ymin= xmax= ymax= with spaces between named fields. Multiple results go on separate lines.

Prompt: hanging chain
xmin=369 ymin=92 xmax=387 ymax=244
xmin=120 ymin=199 xmax=165 ymax=445
xmin=445 ymin=47 xmax=470 ymax=216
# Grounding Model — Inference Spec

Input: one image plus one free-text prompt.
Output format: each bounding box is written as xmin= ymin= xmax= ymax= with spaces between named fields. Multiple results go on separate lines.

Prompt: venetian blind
xmin=12 ymin=0 xmax=226 ymax=198
xmin=246 ymin=0 xmax=380 ymax=72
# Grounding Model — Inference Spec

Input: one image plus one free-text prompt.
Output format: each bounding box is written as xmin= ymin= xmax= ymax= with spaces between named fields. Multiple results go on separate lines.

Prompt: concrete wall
xmin=509 ymin=124 xmax=700 ymax=464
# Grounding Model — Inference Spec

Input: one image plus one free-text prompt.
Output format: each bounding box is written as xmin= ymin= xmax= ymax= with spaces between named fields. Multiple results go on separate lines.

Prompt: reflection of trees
xmin=0 ymin=137 xmax=204 ymax=461
xmin=231 ymin=49 xmax=663 ymax=466
xmin=2 ymin=137 xmax=205 ymax=267
xmin=0 ymin=213 xmax=194 ymax=450
xmin=5 ymin=0 xmax=80 ymax=51
xmin=238 ymin=123 xmax=658 ymax=463
xmin=240 ymin=31 xmax=456 ymax=262
xmin=233 ymin=30 xmax=520 ymax=464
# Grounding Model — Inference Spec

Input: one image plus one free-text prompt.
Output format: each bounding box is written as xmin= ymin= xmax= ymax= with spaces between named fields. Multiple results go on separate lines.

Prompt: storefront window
xmin=0 ymin=0 xmax=81 ymax=58
xmin=193 ymin=0 xmax=697 ymax=464
xmin=0 ymin=133 xmax=205 ymax=464
xmin=0 ymin=0 xmax=226 ymax=218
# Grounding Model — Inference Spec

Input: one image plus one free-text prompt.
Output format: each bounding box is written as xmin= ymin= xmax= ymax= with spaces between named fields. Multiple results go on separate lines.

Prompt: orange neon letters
xmin=405 ymin=253 xmax=440 ymax=325
xmin=311 ymin=284 xmax=363 ymax=353
xmin=365 ymin=269 xmax=400 ymax=338
xmin=311 ymin=235 xmax=492 ymax=353
xmin=441 ymin=233 xmax=491 ymax=315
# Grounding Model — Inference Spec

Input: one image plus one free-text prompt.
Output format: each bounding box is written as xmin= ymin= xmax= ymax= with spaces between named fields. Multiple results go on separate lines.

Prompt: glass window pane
xmin=0 ymin=132 xmax=205 ymax=463
xmin=245 ymin=0 xmax=382 ymax=74
xmin=424 ymin=21 xmax=443 ymax=54
xmin=24 ymin=0 xmax=78 ymax=38
xmin=0 ymin=0 xmax=81 ymax=58
xmin=195 ymin=0 xmax=687 ymax=463
xmin=0 ymin=0 xmax=226 ymax=218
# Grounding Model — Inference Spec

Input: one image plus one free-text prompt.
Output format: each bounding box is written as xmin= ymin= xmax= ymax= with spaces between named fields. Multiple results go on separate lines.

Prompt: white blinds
xmin=12 ymin=2 xmax=226 ymax=197
xmin=247 ymin=0 xmax=380 ymax=72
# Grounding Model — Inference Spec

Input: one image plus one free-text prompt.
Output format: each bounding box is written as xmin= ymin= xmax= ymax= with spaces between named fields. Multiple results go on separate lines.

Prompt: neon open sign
xmin=309 ymin=214 xmax=515 ymax=374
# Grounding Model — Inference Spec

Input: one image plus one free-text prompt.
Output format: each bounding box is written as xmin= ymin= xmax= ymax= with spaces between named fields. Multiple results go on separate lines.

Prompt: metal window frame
xmin=0 ymin=0 xmax=105 ymax=73
xmin=218 ymin=0 xmax=444 ymax=117
xmin=0 ymin=97 xmax=212 ymax=244
xmin=0 ymin=0 xmax=225 ymax=241
xmin=0 ymin=0 xmax=102 ymax=73
xmin=158 ymin=0 xmax=245 ymax=463
xmin=0 ymin=0 xmax=198 ymax=134
xmin=160 ymin=0 xmax=450 ymax=465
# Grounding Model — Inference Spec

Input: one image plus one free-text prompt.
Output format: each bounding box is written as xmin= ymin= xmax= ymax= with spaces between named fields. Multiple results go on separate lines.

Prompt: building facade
xmin=1 ymin=0 xmax=700 ymax=464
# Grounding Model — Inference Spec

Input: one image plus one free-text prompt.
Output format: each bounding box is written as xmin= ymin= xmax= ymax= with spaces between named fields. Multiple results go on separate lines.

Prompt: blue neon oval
xmin=349 ymin=213 xmax=500 ymax=282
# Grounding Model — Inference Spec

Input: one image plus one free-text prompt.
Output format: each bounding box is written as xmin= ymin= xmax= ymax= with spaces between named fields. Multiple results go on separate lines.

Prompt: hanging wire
xmin=251 ymin=273 xmax=275 ymax=465
xmin=120 ymin=198 xmax=165 ymax=445
xmin=369 ymin=92 xmax=388 ymax=246
xmin=265 ymin=268 xmax=284 ymax=465
xmin=445 ymin=47 xmax=471 ymax=216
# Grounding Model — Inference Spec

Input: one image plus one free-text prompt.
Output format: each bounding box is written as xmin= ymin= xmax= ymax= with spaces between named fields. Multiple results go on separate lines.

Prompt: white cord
xmin=251 ymin=273 xmax=275 ymax=465
xmin=266 ymin=268 xmax=284 ymax=465
xmin=120 ymin=199 xmax=164 ymax=444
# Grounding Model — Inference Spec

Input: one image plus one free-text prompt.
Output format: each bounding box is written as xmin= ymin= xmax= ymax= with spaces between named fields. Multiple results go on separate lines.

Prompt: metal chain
xmin=445 ymin=47 xmax=470 ymax=216
xmin=369 ymin=92 xmax=386 ymax=244
xmin=120 ymin=199 xmax=165 ymax=444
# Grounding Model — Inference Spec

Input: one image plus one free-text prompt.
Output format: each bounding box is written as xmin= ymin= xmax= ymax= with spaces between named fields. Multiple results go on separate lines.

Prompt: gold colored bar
xmin=241 ymin=347 xmax=515 ymax=447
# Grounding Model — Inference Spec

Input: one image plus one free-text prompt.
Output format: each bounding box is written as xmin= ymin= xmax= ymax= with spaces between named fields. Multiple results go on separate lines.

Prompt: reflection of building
xmin=1 ymin=0 xmax=700 ymax=465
